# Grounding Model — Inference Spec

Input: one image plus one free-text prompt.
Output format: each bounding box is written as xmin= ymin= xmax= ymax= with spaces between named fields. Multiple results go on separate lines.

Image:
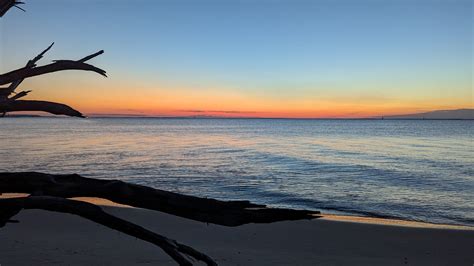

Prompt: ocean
xmin=0 ymin=117 xmax=473 ymax=226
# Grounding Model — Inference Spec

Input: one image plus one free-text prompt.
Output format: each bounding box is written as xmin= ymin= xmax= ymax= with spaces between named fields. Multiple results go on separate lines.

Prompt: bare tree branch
xmin=29 ymin=42 xmax=55 ymax=66
xmin=0 ymin=172 xmax=320 ymax=226
xmin=0 ymin=100 xmax=84 ymax=117
xmin=0 ymin=0 xmax=24 ymax=17
xmin=3 ymin=42 xmax=54 ymax=96
xmin=0 ymin=43 xmax=103 ymax=117
xmin=0 ymin=56 xmax=107 ymax=86
xmin=0 ymin=196 xmax=217 ymax=266
xmin=77 ymin=50 xmax=104 ymax=63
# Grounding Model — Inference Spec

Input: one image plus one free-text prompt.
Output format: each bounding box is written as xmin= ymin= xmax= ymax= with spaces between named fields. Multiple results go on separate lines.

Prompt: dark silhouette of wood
xmin=0 ymin=172 xmax=319 ymax=226
xmin=0 ymin=196 xmax=217 ymax=266
xmin=0 ymin=50 xmax=107 ymax=86
xmin=0 ymin=42 xmax=105 ymax=117
xmin=0 ymin=0 xmax=24 ymax=17
xmin=0 ymin=100 xmax=84 ymax=117
xmin=2 ymin=42 xmax=54 ymax=95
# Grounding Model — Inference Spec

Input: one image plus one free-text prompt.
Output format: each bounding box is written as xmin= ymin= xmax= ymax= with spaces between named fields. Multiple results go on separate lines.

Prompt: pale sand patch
xmin=320 ymin=214 xmax=473 ymax=230
xmin=0 ymin=194 xmax=131 ymax=207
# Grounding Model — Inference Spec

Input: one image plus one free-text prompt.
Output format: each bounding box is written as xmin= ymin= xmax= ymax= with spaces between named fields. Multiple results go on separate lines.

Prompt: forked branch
xmin=0 ymin=42 xmax=105 ymax=117
xmin=0 ymin=48 xmax=106 ymax=86
xmin=0 ymin=196 xmax=217 ymax=266
xmin=3 ymin=42 xmax=55 ymax=95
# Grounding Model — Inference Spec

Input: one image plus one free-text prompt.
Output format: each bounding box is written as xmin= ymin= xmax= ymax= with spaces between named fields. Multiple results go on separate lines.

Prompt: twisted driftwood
xmin=0 ymin=172 xmax=319 ymax=265
xmin=0 ymin=172 xmax=319 ymax=226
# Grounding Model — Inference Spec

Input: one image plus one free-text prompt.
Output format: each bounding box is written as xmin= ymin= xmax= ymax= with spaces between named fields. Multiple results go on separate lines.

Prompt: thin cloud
xmin=177 ymin=110 xmax=260 ymax=114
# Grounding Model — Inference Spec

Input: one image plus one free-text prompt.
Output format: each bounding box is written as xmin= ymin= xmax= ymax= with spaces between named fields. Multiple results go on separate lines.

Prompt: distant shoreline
xmin=3 ymin=115 xmax=474 ymax=121
xmin=5 ymin=108 xmax=472 ymax=120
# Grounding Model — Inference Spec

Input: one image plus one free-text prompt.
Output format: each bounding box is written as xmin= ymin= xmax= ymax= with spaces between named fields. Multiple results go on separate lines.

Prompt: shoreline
xmin=2 ymin=193 xmax=472 ymax=230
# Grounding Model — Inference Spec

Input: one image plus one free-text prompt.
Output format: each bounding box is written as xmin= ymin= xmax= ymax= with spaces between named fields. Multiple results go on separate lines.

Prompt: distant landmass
xmin=383 ymin=109 xmax=474 ymax=120
xmin=3 ymin=114 xmax=42 ymax=118
xmin=3 ymin=109 xmax=473 ymax=120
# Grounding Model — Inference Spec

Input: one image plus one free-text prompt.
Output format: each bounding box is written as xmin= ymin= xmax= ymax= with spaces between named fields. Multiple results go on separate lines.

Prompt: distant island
xmin=382 ymin=109 xmax=473 ymax=120
xmin=2 ymin=114 xmax=42 ymax=118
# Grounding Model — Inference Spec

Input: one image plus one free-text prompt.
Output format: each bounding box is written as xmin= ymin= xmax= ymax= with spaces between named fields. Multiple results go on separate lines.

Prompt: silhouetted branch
xmin=0 ymin=100 xmax=84 ymax=117
xmin=0 ymin=172 xmax=320 ymax=226
xmin=8 ymin=90 xmax=31 ymax=101
xmin=30 ymin=42 xmax=55 ymax=65
xmin=0 ymin=42 xmax=104 ymax=117
xmin=3 ymin=42 xmax=55 ymax=96
xmin=0 ymin=0 xmax=24 ymax=17
xmin=0 ymin=196 xmax=217 ymax=266
xmin=0 ymin=55 xmax=107 ymax=86
xmin=77 ymin=50 xmax=104 ymax=62
xmin=0 ymin=42 xmax=105 ymax=88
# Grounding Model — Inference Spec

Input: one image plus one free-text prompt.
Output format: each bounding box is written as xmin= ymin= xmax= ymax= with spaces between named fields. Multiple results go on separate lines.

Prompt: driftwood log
xmin=0 ymin=172 xmax=319 ymax=227
xmin=0 ymin=2 xmax=319 ymax=265
xmin=0 ymin=172 xmax=319 ymax=265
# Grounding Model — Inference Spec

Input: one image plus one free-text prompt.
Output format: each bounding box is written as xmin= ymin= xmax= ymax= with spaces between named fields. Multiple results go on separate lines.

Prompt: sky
xmin=0 ymin=0 xmax=472 ymax=118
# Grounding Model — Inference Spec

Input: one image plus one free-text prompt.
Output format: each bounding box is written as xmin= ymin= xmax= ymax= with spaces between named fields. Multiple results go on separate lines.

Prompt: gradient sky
xmin=1 ymin=0 xmax=472 ymax=117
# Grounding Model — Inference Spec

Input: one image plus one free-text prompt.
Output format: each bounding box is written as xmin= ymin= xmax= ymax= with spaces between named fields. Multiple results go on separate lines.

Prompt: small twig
xmin=77 ymin=50 xmax=104 ymax=62
xmin=13 ymin=3 xmax=25 ymax=12
xmin=8 ymin=90 xmax=31 ymax=101
xmin=28 ymin=42 xmax=54 ymax=67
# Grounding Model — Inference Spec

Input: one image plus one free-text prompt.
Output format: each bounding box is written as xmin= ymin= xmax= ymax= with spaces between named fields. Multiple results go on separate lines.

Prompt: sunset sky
xmin=1 ymin=0 xmax=472 ymax=118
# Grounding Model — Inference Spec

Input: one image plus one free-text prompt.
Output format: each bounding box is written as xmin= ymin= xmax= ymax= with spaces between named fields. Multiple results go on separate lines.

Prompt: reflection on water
xmin=0 ymin=118 xmax=473 ymax=225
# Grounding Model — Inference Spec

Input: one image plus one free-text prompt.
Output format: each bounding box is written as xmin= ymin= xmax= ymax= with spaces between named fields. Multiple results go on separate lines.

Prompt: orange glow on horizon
xmin=18 ymin=76 xmax=473 ymax=119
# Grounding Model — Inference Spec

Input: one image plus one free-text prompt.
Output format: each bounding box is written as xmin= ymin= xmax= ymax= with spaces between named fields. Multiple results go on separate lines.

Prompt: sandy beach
xmin=0 ymin=195 xmax=472 ymax=266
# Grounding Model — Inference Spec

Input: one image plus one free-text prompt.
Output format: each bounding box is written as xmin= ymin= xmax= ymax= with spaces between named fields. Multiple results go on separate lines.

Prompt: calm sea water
xmin=0 ymin=118 xmax=473 ymax=226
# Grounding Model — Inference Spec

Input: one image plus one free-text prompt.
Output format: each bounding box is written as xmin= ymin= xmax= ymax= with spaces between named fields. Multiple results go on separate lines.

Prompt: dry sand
xmin=0 ymin=195 xmax=473 ymax=265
